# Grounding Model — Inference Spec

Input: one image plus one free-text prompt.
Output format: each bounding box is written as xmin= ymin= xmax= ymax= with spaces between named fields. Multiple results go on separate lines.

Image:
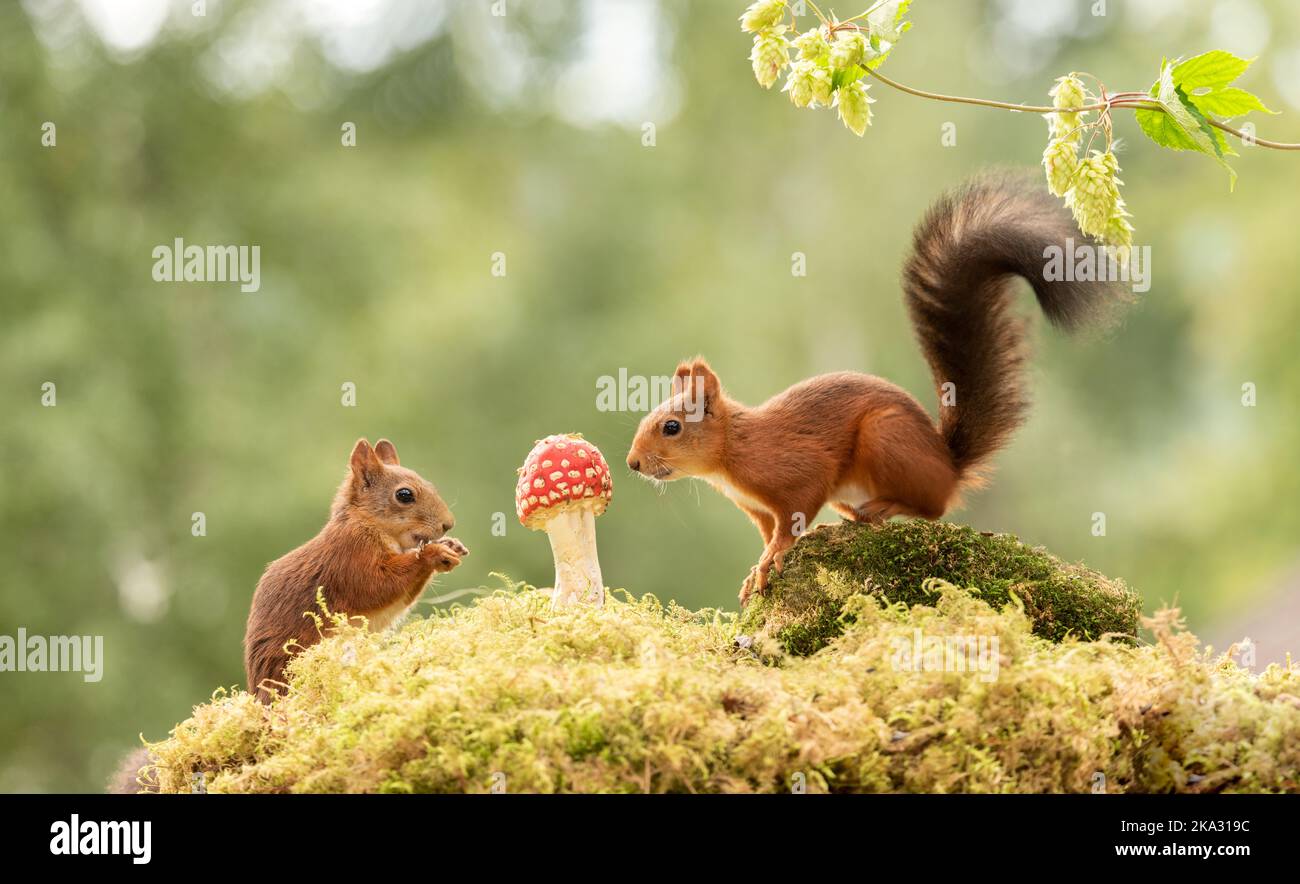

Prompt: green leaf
xmin=1188 ymin=85 xmax=1276 ymax=118
xmin=1135 ymin=63 xmax=1207 ymax=151
xmin=831 ymin=63 xmax=866 ymax=91
xmin=857 ymin=0 xmax=910 ymax=69
xmin=1177 ymin=85 xmax=1238 ymax=189
xmin=1134 ymin=61 xmax=1237 ymax=189
xmin=1178 ymin=84 xmax=1239 ymax=162
xmin=1171 ymin=50 xmax=1253 ymax=92
xmin=1159 ymin=77 xmax=1219 ymax=158
xmin=1134 ymin=106 xmax=1200 ymax=152
xmin=866 ymin=0 xmax=912 ymax=43
xmin=863 ymin=34 xmax=892 ymax=70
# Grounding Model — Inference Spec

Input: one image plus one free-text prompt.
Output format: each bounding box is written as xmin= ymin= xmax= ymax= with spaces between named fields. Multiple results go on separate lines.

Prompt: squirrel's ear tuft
xmin=690 ymin=357 xmax=716 ymax=380
xmin=374 ymin=439 xmax=400 ymax=466
xmin=671 ymin=362 xmax=692 ymax=397
xmin=671 ymin=358 xmax=721 ymax=413
xmin=349 ymin=439 xmax=383 ymax=488
xmin=690 ymin=358 xmax=721 ymax=410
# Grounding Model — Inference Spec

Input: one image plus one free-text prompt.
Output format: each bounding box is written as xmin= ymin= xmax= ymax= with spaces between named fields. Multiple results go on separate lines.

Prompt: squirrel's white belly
xmin=364 ymin=598 xmax=416 ymax=632
xmin=830 ymin=481 xmax=873 ymax=509
xmin=703 ymin=474 xmax=768 ymax=512
xmin=705 ymin=474 xmax=873 ymax=512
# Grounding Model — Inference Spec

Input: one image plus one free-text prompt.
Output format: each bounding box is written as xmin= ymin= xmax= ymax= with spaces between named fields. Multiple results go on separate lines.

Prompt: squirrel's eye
xmin=662 ymin=419 xmax=682 ymax=437
xmin=395 ymin=488 xmax=415 ymax=504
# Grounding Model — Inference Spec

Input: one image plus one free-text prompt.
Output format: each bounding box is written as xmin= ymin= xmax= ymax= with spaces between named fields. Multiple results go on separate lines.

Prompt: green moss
xmin=739 ymin=520 xmax=1142 ymax=656
xmin=133 ymin=567 xmax=1300 ymax=794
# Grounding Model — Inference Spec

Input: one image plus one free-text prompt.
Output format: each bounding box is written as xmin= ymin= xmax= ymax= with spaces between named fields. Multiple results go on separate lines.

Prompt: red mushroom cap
xmin=515 ymin=434 xmax=613 ymax=530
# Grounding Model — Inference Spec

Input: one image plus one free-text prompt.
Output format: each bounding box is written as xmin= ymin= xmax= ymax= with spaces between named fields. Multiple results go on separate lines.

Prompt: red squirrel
xmin=243 ymin=438 xmax=467 ymax=701
xmin=110 ymin=438 xmax=467 ymax=791
xmin=626 ymin=177 xmax=1120 ymax=605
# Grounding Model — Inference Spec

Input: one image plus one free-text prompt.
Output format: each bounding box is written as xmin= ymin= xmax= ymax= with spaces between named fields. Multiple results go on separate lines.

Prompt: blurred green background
xmin=3 ymin=0 xmax=1299 ymax=792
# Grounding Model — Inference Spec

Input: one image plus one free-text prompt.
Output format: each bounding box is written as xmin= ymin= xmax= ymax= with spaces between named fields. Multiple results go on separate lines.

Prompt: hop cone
xmin=810 ymin=66 xmax=833 ymax=106
xmin=836 ymin=80 xmax=874 ymax=136
xmin=740 ymin=0 xmax=785 ymax=33
xmin=750 ymin=28 xmax=790 ymax=89
xmin=792 ymin=28 xmax=830 ymax=61
xmin=1105 ymin=199 xmax=1135 ymax=252
xmin=830 ymin=30 xmax=867 ymax=70
xmin=1068 ymin=150 xmax=1123 ymax=240
xmin=784 ymin=60 xmax=816 ymax=107
xmin=1042 ymin=138 xmax=1080 ymax=197
xmin=784 ymin=60 xmax=831 ymax=108
xmin=1047 ymin=74 xmax=1087 ymax=143
xmin=1051 ymin=74 xmax=1086 ymax=107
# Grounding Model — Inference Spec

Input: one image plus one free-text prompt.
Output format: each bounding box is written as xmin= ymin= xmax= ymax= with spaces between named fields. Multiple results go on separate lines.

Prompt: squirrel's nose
xmin=441 ymin=519 xmax=454 ymax=534
xmin=627 ymin=457 xmax=641 ymax=473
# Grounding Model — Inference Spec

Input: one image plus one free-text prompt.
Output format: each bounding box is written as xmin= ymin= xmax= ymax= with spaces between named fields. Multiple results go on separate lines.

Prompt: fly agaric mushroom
xmin=515 ymin=434 xmax=613 ymax=609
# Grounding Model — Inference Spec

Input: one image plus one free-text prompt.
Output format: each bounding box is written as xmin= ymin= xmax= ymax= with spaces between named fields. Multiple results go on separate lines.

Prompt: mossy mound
xmin=137 ymin=577 xmax=1300 ymax=794
xmin=739 ymin=520 xmax=1142 ymax=656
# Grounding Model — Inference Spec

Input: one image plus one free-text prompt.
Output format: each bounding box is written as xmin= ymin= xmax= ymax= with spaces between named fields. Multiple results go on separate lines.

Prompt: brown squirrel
xmin=243 ymin=437 xmax=467 ymax=701
xmin=626 ymin=177 xmax=1120 ymax=605
xmin=109 ymin=437 xmax=466 ymax=792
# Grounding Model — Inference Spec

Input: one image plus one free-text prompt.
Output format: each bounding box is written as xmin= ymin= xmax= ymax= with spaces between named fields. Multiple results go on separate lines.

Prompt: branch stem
xmin=863 ymin=68 xmax=1300 ymax=151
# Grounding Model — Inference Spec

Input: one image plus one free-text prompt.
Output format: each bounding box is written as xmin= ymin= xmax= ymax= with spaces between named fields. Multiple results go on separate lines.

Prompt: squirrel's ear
xmin=689 ymin=359 xmax=721 ymax=412
xmin=349 ymin=439 xmax=383 ymax=488
xmin=671 ymin=363 xmax=692 ymax=397
xmin=373 ymin=439 xmax=400 ymax=466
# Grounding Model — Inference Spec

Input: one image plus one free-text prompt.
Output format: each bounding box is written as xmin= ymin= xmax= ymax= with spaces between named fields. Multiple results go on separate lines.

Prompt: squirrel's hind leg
xmin=831 ymin=502 xmax=863 ymax=521
xmin=855 ymin=499 xmax=907 ymax=524
xmin=840 ymin=498 xmax=944 ymax=524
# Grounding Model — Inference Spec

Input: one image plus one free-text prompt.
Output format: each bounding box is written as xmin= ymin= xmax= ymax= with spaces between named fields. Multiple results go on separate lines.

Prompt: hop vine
xmin=740 ymin=0 xmax=1295 ymax=249
xmin=1042 ymin=75 xmax=1135 ymax=249
xmin=741 ymin=0 xmax=909 ymax=136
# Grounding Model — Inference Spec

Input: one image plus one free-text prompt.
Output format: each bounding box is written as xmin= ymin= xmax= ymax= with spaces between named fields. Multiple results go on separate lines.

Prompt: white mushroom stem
xmin=544 ymin=507 xmax=604 ymax=610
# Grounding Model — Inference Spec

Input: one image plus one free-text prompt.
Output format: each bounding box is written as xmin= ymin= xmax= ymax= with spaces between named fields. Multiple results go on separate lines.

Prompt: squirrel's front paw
xmin=420 ymin=541 xmax=463 ymax=572
xmin=738 ymin=563 xmax=769 ymax=607
xmin=768 ymin=548 xmax=786 ymax=575
xmin=438 ymin=536 xmax=470 ymax=557
xmin=738 ymin=570 xmax=756 ymax=607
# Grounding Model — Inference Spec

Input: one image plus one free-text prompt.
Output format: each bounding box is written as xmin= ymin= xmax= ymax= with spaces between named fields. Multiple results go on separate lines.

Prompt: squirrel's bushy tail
xmin=902 ymin=173 xmax=1119 ymax=485
xmin=107 ymin=746 xmax=158 ymax=794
